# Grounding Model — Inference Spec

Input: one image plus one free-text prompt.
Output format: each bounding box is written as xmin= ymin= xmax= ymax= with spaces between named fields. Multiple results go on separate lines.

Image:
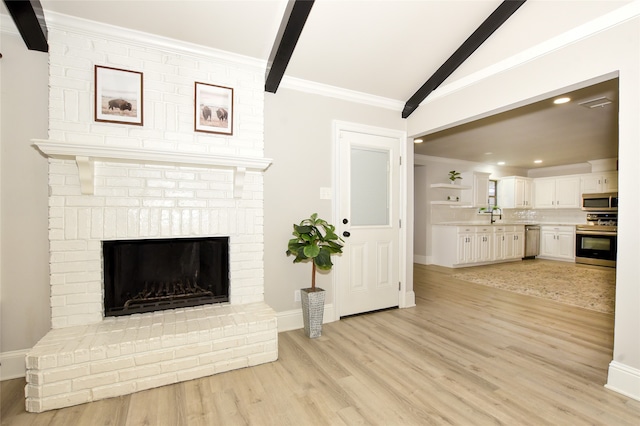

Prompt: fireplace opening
xmin=103 ymin=237 xmax=229 ymax=317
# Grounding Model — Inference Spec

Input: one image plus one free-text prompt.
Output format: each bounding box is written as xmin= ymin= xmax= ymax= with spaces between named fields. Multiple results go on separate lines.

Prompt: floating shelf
xmin=430 ymin=183 xmax=472 ymax=190
xmin=32 ymin=139 xmax=273 ymax=197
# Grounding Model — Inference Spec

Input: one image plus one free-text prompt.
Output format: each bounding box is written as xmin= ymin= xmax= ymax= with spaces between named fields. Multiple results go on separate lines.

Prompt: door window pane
xmin=351 ymin=147 xmax=389 ymax=226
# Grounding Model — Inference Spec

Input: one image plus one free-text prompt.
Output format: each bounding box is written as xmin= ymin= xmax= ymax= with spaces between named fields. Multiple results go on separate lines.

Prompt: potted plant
xmin=286 ymin=213 xmax=344 ymax=338
xmin=448 ymin=170 xmax=462 ymax=184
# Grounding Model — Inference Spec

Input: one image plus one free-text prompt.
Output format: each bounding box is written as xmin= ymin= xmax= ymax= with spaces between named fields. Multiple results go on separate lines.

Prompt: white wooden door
xmin=337 ymin=129 xmax=400 ymax=317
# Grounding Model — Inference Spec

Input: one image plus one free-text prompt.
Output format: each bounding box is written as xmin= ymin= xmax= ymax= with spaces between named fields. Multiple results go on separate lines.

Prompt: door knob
xmin=343 ymin=218 xmax=349 ymax=224
xmin=343 ymin=231 xmax=351 ymax=238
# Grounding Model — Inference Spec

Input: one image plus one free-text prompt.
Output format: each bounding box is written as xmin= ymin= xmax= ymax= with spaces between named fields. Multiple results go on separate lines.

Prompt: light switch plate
xmin=320 ymin=187 xmax=332 ymax=200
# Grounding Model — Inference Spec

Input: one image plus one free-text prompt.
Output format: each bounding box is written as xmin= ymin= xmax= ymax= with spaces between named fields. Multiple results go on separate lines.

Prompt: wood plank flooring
xmin=3 ymin=263 xmax=640 ymax=425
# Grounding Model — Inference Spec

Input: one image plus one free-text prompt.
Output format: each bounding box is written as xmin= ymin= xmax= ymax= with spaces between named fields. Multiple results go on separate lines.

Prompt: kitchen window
xmin=488 ymin=179 xmax=498 ymax=208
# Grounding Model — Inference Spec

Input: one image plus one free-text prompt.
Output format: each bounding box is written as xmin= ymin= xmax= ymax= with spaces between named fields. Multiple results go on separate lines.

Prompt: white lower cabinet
xmin=432 ymin=225 xmax=525 ymax=267
xmin=494 ymin=226 xmax=524 ymax=261
xmin=475 ymin=227 xmax=493 ymax=263
xmin=507 ymin=228 xmax=525 ymax=259
xmin=539 ymin=225 xmax=575 ymax=261
xmin=456 ymin=230 xmax=475 ymax=264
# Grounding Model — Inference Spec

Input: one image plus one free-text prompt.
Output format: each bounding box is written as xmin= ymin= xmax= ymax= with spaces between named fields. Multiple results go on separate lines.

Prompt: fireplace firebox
xmin=103 ymin=237 xmax=229 ymax=316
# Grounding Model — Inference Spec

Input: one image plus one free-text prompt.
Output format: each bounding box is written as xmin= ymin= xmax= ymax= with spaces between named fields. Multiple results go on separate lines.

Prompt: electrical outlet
xmin=294 ymin=289 xmax=301 ymax=302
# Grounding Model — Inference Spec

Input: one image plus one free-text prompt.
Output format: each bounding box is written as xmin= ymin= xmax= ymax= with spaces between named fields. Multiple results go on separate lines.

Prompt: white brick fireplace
xmin=24 ymin=13 xmax=277 ymax=412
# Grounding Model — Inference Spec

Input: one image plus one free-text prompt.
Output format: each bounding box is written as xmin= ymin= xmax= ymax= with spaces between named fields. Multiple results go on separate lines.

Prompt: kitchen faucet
xmin=490 ymin=207 xmax=502 ymax=224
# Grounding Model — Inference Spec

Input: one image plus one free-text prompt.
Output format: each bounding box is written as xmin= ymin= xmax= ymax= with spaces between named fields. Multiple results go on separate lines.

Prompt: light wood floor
xmin=3 ymin=264 xmax=640 ymax=425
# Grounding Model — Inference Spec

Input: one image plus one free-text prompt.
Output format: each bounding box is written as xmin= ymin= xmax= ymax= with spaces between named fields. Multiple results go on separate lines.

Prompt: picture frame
xmin=194 ymin=82 xmax=233 ymax=135
xmin=94 ymin=65 xmax=143 ymax=125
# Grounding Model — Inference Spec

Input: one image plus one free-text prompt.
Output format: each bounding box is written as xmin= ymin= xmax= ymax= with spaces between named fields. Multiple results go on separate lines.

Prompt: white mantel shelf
xmin=33 ymin=139 xmax=273 ymax=197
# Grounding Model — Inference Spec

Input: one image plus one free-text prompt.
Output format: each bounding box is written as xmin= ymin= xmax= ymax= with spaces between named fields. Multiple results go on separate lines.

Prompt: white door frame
xmin=331 ymin=120 xmax=412 ymax=322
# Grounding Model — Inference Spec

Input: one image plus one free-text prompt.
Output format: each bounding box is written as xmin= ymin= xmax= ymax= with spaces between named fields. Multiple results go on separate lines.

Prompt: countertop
xmin=432 ymin=222 xmax=580 ymax=227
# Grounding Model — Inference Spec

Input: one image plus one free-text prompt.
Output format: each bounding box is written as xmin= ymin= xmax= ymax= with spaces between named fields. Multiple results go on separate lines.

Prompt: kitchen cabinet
xmin=506 ymin=228 xmax=525 ymax=259
xmin=533 ymin=176 xmax=581 ymax=209
xmin=431 ymin=224 xmax=525 ymax=267
xmin=460 ymin=171 xmax=490 ymax=208
xmin=494 ymin=225 xmax=524 ymax=260
xmin=580 ymin=172 xmax=618 ymax=193
xmin=539 ymin=225 xmax=575 ymax=261
xmin=493 ymin=226 xmax=509 ymax=260
xmin=431 ymin=226 xmax=476 ymax=266
xmin=456 ymin=229 xmax=475 ymax=264
xmin=498 ymin=176 xmax=533 ymax=209
xmin=475 ymin=226 xmax=493 ymax=263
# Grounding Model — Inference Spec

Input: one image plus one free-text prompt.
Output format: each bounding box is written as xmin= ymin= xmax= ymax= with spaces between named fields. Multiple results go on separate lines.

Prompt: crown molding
xmin=279 ymin=76 xmax=404 ymax=112
xmin=43 ymin=10 xmax=266 ymax=71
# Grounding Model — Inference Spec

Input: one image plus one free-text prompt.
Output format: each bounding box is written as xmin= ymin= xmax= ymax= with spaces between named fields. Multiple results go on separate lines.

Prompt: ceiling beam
xmin=402 ymin=0 xmax=526 ymax=119
xmin=265 ymin=0 xmax=314 ymax=93
xmin=3 ymin=0 xmax=48 ymax=52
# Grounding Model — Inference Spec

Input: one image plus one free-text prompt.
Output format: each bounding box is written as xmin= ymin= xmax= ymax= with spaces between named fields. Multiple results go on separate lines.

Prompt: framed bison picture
xmin=194 ymin=82 xmax=233 ymax=135
xmin=94 ymin=65 xmax=143 ymax=125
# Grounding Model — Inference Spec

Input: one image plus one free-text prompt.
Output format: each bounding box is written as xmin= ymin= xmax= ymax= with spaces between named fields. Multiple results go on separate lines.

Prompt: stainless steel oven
xmin=575 ymin=213 xmax=617 ymax=267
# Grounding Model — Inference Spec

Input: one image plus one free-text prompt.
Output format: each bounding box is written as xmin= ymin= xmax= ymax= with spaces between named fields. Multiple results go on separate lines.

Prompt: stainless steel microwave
xmin=581 ymin=192 xmax=618 ymax=211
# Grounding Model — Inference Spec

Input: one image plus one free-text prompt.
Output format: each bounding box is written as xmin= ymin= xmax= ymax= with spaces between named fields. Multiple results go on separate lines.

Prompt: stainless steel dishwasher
xmin=524 ymin=225 xmax=540 ymax=259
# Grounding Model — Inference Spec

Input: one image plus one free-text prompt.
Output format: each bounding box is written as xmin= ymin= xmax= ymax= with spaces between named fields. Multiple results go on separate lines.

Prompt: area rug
xmin=451 ymin=260 xmax=615 ymax=314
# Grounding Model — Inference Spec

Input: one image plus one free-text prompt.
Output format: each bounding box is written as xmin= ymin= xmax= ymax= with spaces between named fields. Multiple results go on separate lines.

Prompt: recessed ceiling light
xmin=553 ymin=97 xmax=571 ymax=104
xmin=534 ymin=160 xmax=543 ymax=164
xmin=497 ymin=161 xmax=505 ymax=166
xmin=414 ymin=139 xmax=423 ymax=144
xmin=484 ymin=152 xmax=493 ymax=155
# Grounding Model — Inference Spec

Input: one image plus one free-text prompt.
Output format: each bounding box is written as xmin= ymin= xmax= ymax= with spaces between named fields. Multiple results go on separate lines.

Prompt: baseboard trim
xmin=402 ymin=291 xmax=416 ymax=309
xmin=277 ymin=303 xmax=336 ymax=333
xmin=605 ymin=360 xmax=640 ymax=401
xmin=414 ymin=255 xmax=427 ymax=265
xmin=1 ymin=349 xmax=28 ymax=380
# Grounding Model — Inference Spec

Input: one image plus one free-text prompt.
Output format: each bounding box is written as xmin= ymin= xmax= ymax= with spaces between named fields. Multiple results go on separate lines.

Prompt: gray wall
xmin=0 ymin=33 xmax=51 ymax=356
xmin=263 ymin=88 xmax=405 ymax=313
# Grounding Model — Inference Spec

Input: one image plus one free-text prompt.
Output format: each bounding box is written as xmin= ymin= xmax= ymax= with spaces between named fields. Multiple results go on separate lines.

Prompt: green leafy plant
xmin=448 ymin=170 xmax=462 ymax=182
xmin=286 ymin=213 xmax=344 ymax=291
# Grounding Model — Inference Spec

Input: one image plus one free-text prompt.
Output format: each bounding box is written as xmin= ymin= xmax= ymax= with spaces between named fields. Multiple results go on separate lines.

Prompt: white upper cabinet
xmin=460 ymin=171 xmax=490 ymax=208
xmin=498 ymin=176 xmax=533 ymax=209
xmin=533 ymin=176 xmax=581 ymax=209
xmin=580 ymin=171 xmax=618 ymax=194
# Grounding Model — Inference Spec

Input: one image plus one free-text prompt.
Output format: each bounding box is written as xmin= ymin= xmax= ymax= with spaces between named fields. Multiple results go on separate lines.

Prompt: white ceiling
xmin=414 ymin=78 xmax=619 ymax=170
xmin=7 ymin=0 xmax=632 ymax=168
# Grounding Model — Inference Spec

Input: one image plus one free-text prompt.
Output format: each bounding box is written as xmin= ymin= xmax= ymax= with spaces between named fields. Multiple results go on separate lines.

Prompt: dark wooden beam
xmin=265 ymin=0 xmax=314 ymax=93
xmin=3 ymin=0 xmax=48 ymax=52
xmin=402 ymin=0 xmax=526 ymax=119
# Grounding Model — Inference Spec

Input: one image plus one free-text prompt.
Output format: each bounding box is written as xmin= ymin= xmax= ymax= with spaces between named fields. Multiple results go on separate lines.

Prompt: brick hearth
xmin=25 ymin=303 xmax=276 ymax=413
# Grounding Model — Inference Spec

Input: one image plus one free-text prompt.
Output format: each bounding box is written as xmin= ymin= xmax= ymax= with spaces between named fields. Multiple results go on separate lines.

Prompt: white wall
xmin=263 ymin=88 xmax=405 ymax=318
xmin=407 ymin=10 xmax=640 ymax=400
xmin=0 ymin=30 xmax=51 ymax=378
